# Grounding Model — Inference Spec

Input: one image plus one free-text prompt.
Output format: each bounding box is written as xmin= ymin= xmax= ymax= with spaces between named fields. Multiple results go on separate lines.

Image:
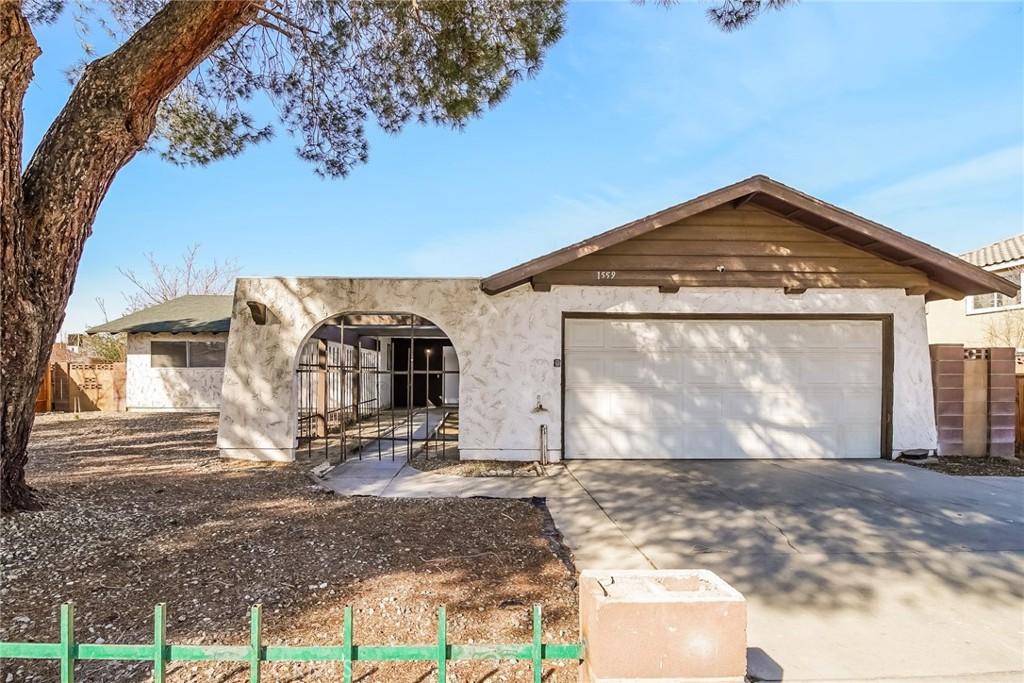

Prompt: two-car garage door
xmin=564 ymin=317 xmax=885 ymax=459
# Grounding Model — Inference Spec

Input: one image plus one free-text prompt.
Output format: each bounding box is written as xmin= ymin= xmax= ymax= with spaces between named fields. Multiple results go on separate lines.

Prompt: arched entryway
xmin=294 ymin=312 xmax=459 ymax=464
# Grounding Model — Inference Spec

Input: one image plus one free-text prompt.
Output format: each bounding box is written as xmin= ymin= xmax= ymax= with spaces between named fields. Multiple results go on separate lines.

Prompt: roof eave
xmin=480 ymin=176 xmax=1017 ymax=301
xmin=86 ymin=326 xmax=230 ymax=335
xmin=481 ymin=176 xmax=764 ymax=294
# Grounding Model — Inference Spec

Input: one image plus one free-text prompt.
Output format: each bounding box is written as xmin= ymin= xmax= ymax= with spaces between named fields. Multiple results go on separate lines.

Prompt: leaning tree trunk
xmin=0 ymin=0 xmax=260 ymax=513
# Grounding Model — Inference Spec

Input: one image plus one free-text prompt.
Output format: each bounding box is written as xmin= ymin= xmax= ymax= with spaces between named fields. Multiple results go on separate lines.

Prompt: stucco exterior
xmin=926 ymin=257 xmax=1023 ymax=349
xmin=927 ymin=297 xmax=1022 ymax=348
xmin=216 ymin=277 xmax=938 ymax=461
xmin=127 ymin=332 xmax=225 ymax=411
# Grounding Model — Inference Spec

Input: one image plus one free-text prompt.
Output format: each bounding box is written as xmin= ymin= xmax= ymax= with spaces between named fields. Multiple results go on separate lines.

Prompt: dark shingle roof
xmin=961 ymin=235 xmax=1024 ymax=268
xmin=86 ymin=295 xmax=233 ymax=334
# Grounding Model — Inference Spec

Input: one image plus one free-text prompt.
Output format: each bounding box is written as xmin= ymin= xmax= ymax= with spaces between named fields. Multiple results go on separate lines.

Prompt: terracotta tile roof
xmin=49 ymin=343 xmax=93 ymax=363
xmin=960 ymin=234 xmax=1024 ymax=268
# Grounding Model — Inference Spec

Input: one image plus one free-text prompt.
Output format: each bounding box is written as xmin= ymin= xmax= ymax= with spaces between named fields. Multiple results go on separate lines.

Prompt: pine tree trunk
xmin=1 ymin=0 xmax=260 ymax=513
xmin=1 ymin=3 xmax=44 ymax=512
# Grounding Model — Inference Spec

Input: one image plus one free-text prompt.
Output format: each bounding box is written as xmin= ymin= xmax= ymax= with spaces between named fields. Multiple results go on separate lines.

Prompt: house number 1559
xmin=596 ymin=271 xmax=617 ymax=280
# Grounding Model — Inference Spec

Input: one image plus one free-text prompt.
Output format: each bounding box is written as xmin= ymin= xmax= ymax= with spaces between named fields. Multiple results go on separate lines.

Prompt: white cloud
xmin=400 ymin=172 xmax=744 ymax=277
xmin=849 ymin=145 xmax=1023 ymax=212
xmin=844 ymin=145 xmax=1024 ymax=252
xmin=401 ymin=143 xmax=1024 ymax=279
xmin=401 ymin=190 xmax=638 ymax=277
xmin=614 ymin=2 xmax=995 ymax=155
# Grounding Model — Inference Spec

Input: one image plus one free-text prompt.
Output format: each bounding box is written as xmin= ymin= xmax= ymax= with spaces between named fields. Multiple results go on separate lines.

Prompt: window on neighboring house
xmin=151 ymin=341 xmax=188 ymax=368
xmin=189 ymin=341 xmax=227 ymax=367
xmin=151 ymin=340 xmax=227 ymax=368
xmin=967 ymin=265 xmax=1023 ymax=314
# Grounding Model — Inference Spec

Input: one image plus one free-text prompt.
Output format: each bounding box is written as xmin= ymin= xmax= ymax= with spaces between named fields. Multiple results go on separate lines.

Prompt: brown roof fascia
xmin=480 ymin=175 xmax=1018 ymax=300
xmin=481 ymin=176 xmax=759 ymax=294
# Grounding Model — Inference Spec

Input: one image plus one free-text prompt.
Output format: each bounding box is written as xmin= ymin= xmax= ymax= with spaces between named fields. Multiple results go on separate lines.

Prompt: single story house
xmin=87 ymin=295 xmax=233 ymax=411
xmin=216 ymin=176 xmax=1015 ymax=462
xmin=927 ymin=234 xmax=1024 ymax=351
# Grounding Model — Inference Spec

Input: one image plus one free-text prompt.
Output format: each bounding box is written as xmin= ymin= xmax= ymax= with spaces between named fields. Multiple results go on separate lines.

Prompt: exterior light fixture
xmin=246 ymin=301 xmax=278 ymax=325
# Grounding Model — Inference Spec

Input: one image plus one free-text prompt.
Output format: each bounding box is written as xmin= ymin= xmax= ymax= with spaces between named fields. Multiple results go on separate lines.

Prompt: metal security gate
xmin=296 ymin=314 xmax=459 ymax=463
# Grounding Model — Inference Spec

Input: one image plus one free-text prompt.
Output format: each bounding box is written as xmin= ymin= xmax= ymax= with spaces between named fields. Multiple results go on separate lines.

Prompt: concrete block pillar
xmin=930 ymin=344 xmax=965 ymax=456
xmin=579 ymin=569 xmax=746 ymax=683
xmin=988 ymin=347 xmax=1017 ymax=458
xmin=963 ymin=350 xmax=989 ymax=456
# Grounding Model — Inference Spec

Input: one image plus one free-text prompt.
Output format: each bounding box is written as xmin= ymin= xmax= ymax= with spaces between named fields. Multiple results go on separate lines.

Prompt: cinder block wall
xmin=928 ymin=344 xmax=1017 ymax=457
xmin=962 ymin=351 xmax=988 ymax=456
xmin=930 ymin=344 xmax=965 ymax=456
xmin=988 ymin=348 xmax=1017 ymax=458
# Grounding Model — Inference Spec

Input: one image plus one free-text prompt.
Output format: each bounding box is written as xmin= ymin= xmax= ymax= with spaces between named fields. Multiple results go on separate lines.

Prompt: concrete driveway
xmin=565 ymin=459 xmax=1024 ymax=682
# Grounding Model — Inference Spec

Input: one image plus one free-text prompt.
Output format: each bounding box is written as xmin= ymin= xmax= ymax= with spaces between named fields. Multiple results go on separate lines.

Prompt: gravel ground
xmin=410 ymin=416 xmax=549 ymax=478
xmin=410 ymin=445 xmax=548 ymax=478
xmin=0 ymin=412 xmax=579 ymax=682
xmin=903 ymin=455 xmax=1024 ymax=476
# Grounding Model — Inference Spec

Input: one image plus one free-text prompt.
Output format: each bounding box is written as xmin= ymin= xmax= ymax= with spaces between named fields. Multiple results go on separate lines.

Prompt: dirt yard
xmin=903 ymin=455 xmax=1024 ymax=476
xmin=409 ymin=414 xmax=549 ymax=478
xmin=410 ymin=445 xmax=548 ymax=478
xmin=0 ymin=413 xmax=579 ymax=682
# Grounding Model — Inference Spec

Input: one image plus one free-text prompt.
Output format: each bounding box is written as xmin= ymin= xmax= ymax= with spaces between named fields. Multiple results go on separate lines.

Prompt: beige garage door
xmin=564 ymin=318 xmax=884 ymax=459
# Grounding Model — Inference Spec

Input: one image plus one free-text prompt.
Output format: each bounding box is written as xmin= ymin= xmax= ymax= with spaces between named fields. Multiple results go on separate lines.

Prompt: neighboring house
xmin=49 ymin=341 xmax=95 ymax=364
xmin=216 ymin=175 xmax=1015 ymax=463
xmin=927 ymin=234 xmax=1024 ymax=351
xmin=86 ymin=295 xmax=232 ymax=411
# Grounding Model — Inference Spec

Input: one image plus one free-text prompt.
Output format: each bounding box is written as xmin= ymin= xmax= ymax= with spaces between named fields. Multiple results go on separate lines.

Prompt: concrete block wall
xmin=988 ymin=347 xmax=1017 ymax=458
xmin=963 ymin=352 xmax=989 ymax=456
xmin=930 ymin=344 xmax=964 ymax=456
xmin=928 ymin=344 xmax=1018 ymax=458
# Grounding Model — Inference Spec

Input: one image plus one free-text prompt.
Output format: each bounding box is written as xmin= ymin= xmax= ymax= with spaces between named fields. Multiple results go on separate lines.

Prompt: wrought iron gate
xmin=296 ymin=315 xmax=458 ymax=463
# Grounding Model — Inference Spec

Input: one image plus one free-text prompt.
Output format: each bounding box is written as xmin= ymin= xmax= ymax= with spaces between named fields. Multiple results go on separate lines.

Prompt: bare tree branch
xmin=985 ymin=311 xmax=1024 ymax=350
xmin=118 ymin=243 xmax=240 ymax=312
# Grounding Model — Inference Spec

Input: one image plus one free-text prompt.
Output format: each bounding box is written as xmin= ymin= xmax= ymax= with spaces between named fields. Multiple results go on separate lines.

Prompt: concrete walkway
xmin=321 ymin=458 xmax=1024 ymax=682
xmin=324 ymin=409 xmax=444 ymax=467
xmin=321 ymin=456 xmax=653 ymax=569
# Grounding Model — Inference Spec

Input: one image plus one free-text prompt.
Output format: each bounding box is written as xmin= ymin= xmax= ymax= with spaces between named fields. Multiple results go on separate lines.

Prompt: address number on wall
xmin=596 ymin=271 xmax=617 ymax=280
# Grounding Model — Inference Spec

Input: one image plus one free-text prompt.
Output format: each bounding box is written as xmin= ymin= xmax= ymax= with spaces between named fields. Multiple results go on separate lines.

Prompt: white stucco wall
xmin=927 ymin=297 xmax=1022 ymax=348
xmin=216 ymin=278 xmax=938 ymax=460
xmin=127 ymin=333 xmax=226 ymax=411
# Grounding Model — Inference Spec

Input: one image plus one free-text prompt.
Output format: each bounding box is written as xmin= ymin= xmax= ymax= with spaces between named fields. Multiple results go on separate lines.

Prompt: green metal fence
xmin=0 ymin=603 xmax=582 ymax=683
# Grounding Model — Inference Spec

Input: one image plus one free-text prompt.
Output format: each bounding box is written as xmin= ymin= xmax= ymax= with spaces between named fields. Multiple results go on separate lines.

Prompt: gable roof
xmin=961 ymin=234 xmax=1024 ymax=269
xmin=480 ymin=175 xmax=1018 ymax=301
xmin=86 ymin=295 xmax=233 ymax=334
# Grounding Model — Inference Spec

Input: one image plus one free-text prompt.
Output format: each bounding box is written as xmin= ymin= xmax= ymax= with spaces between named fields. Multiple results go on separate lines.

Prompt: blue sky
xmin=23 ymin=1 xmax=1024 ymax=334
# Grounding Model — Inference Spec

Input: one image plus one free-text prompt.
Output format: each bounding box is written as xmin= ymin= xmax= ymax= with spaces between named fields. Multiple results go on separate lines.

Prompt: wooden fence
xmin=37 ymin=362 xmax=126 ymax=413
xmin=33 ymin=366 xmax=52 ymax=413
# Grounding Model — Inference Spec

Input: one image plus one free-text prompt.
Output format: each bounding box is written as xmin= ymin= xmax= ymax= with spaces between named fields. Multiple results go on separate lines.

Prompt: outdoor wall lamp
xmin=246 ymin=300 xmax=279 ymax=325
